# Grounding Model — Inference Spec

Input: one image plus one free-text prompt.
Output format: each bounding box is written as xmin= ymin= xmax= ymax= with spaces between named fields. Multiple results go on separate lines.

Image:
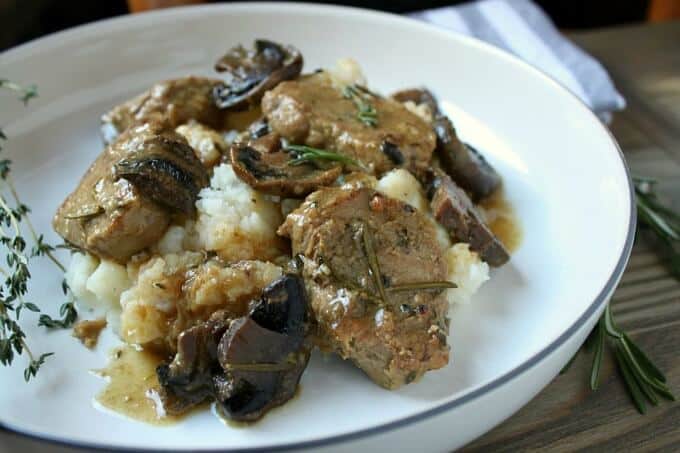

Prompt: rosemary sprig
xmin=359 ymin=221 xmax=388 ymax=304
xmin=388 ymin=281 xmax=457 ymax=292
xmin=633 ymin=176 xmax=679 ymax=277
xmin=286 ymin=144 xmax=363 ymax=169
xmin=567 ymin=174 xmax=678 ymax=413
xmin=588 ymin=305 xmax=675 ymax=413
xmin=1 ymin=80 xmax=77 ymax=381
xmin=343 ymin=84 xmax=378 ymax=127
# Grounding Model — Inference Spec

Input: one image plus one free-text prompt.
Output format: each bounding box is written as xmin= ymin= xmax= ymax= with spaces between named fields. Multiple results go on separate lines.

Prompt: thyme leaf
xmin=1 ymin=80 xmax=75 ymax=381
xmin=343 ymin=84 xmax=378 ymax=127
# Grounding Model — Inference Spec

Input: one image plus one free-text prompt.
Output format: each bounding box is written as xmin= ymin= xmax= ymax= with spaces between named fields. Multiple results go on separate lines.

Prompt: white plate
xmin=0 ymin=3 xmax=634 ymax=451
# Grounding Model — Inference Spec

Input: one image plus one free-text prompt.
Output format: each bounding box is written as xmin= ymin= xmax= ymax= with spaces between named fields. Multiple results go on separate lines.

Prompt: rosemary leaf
xmin=622 ymin=333 xmax=666 ymax=383
xmin=613 ymin=343 xmax=648 ymax=414
xmin=590 ymin=318 xmax=605 ymax=391
xmin=360 ymin=221 xmax=388 ymax=304
xmin=224 ymin=362 xmax=295 ymax=372
xmin=286 ymin=145 xmax=363 ymax=169
xmin=388 ymin=281 xmax=457 ymax=292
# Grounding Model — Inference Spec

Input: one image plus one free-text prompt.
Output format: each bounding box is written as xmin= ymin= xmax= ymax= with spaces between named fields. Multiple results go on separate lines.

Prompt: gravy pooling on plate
xmin=54 ymin=39 xmax=520 ymax=424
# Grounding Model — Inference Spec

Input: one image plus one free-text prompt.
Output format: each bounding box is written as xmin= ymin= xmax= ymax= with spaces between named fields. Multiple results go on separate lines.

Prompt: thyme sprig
xmin=286 ymin=144 xmax=364 ymax=169
xmin=565 ymin=174 xmax=678 ymax=413
xmin=342 ymin=84 xmax=378 ymax=127
xmin=1 ymin=80 xmax=77 ymax=381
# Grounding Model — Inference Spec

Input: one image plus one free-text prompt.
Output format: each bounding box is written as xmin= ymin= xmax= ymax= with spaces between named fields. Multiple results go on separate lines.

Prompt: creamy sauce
xmin=480 ymin=189 xmax=522 ymax=253
xmin=94 ymin=346 xmax=181 ymax=426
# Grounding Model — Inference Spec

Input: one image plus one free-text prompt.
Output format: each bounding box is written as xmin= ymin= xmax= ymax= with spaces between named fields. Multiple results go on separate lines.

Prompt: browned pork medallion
xmin=262 ymin=72 xmax=436 ymax=178
xmin=279 ymin=187 xmax=450 ymax=389
xmin=53 ymin=122 xmax=208 ymax=263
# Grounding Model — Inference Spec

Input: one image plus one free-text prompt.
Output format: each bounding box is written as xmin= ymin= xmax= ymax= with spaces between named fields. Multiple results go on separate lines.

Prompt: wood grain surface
xmin=465 ymin=21 xmax=680 ymax=452
xmin=1 ymin=20 xmax=679 ymax=453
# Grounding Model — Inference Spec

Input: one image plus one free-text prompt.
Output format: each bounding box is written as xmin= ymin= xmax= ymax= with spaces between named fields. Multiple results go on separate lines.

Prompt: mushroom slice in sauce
xmin=157 ymin=311 xmax=231 ymax=415
xmin=229 ymin=140 xmax=342 ymax=197
xmin=432 ymin=116 xmax=501 ymax=201
xmin=430 ymin=172 xmax=509 ymax=267
xmin=156 ymin=273 xmax=310 ymax=422
xmin=392 ymin=87 xmax=501 ymax=201
xmin=391 ymin=87 xmax=440 ymax=118
xmin=115 ymin=132 xmax=209 ymax=216
xmin=213 ymin=40 xmax=303 ymax=110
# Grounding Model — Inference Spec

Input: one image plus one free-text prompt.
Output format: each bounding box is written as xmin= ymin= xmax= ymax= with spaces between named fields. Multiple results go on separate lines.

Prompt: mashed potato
xmin=376 ymin=169 xmax=490 ymax=305
xmin=444 ymin=243 xmax=490 ymax=304
xmin=175 ymin=121 xmax=227 ymax=168
xmin=120 ymin=254 xmax=281 ymax=347
xmin=195 ymin=163 xmax=285 ymax=262
xmin=328 ymin=58 xmax=367 ymax=87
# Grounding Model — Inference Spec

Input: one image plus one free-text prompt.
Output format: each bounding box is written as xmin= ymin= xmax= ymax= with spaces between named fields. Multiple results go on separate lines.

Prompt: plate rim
xmin=0 ymin=2 xmax=636 ymax=451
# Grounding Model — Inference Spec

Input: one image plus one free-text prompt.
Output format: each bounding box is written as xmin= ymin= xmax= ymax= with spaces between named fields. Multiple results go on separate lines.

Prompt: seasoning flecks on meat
xmin=278 ymin=187 xmax=450 ymax=389
xmin=53 ymin=123 xmax=207 ymax=262
xmin=262 ymin=73 xmax=436 ymax=178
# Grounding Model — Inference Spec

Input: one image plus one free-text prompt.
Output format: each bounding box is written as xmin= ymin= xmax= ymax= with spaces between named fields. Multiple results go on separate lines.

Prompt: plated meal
xmin=52 ymin=39 xmax=518 ymax=424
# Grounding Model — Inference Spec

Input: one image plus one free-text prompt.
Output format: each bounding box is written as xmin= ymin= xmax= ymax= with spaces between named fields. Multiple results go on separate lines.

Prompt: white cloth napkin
xmin=411 ymin=0 xmax=626 ymax=122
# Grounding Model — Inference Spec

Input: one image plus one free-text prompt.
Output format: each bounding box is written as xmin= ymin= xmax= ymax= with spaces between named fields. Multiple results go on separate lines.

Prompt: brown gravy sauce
xmin=480 ymin=189 xmax=522 ymax=253
xmin=94 ymin=346 xmax=191 ymax=426
xmin=94 ymin=345 xmax=300 ymax=427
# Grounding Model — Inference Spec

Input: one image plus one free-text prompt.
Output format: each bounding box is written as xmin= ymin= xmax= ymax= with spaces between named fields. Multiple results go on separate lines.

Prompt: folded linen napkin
xmin=411 ymin=0 xmax=625 ymax=122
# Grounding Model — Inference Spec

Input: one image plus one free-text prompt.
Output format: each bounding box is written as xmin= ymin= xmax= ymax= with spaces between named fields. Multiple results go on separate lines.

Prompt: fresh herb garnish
xmin=343 ymin=84 xmax=378 ymax=127
xmin=633 ymin=175 xmax=679 ymax=277
xmin=286 ymin=144 xmax=363 ymax=169
xmin=352 ymin=220 xmax=455 ymax=307
xmin=566 ymin=174 xmax=678 ymax=413
xmin=588 ymin=305 xmax=675 ymax=413
xmin=388 ymin=281 xmax=457 ymax=292
xmin=1 ymin=80 xmax=77 ymax=381
xmin=358 ymin=221 xmax=388 ymax=304
xmin=0 ymin=79 xmax=38 ymax=106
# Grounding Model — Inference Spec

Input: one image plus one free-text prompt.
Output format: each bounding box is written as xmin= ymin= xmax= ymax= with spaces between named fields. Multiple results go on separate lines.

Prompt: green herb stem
xmin=343 ymin=84 xmax=378 ymax=127
xmin=286 ymin=144 xmax=364 ymax=169
xmin=387 ymin=281 xmax=457 ymax=292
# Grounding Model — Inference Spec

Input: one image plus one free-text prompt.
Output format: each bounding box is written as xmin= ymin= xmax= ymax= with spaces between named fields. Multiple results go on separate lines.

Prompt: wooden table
xmin=1 ymin=20 xmax=679 ymax=453
xmin=465 ymin=21 xmax=680 ymax=452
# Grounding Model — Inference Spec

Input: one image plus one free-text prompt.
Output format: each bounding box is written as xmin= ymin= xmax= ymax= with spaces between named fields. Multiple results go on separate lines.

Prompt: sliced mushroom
xmin=229 ymin=141 xmax=342 ymax=197
xmin=213 ymin=40 xmax=303 ymax=110
xmin=214 ymin=273 xmax=309 ymax=422
xmin=432 ymin=116 xmax=501 ymax=201
xmin=156 ymin=311 xmax=231 ymax=415
xmin=430 ymin=172 xmax=509 ymax=267
xmin=391 ymin=87 xmax=440 ymax=117
xmin=115 ymin=132 xmax=209 ymax=216
xmin=156 ymin=273 xmax=310 ymax=422
xmin=392 ymin=87 xmax=501 ymax=201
